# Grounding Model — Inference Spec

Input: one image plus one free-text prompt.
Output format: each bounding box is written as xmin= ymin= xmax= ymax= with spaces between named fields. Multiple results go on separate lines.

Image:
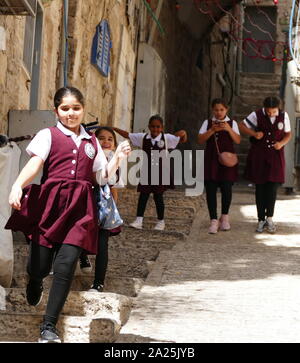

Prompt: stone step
xmin=13 ymin=251 xmax=151 ymax=279
xmin=119 ymin=226 xmax=186 ymax=243
xmin=117 ymin=190 xmax=204 ymax=211
xmin=0 ymin=286 xmax=5 ymax=311
xmin=13 ymin=226 xmax=186 ymax=245
xmin=0 ymin=312 xmax=120 ymax=343
xmin=108 ymin=235 xmax=177 ymax=253
xmin=3 ymin=288 xmax=131 ymax=326
xmin=14 ymin=244 xmax=160 ymax=265
xmin=118 ymin=205 xmax=195 ymax=219
xmin=235 ymin=102 xmax=264 ymax=116
xmin=239 ymin=72 xmax=281 ymax=80
xmin=119 ymin=198 xmax=202 ymax=213
xmin=11 ymin=273 xmax=144 ymax=297
xmin=122 ymin=216 xmax=193 ymax=235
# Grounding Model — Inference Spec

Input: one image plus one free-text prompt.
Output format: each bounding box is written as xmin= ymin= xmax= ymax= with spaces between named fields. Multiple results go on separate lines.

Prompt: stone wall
xmin=0 ymin=0 xmax=63 ymax=134
xmin=0 ymin=0 xmax=139 ymax=135
xmin=68 ymin=0 xmax=139 ymax=129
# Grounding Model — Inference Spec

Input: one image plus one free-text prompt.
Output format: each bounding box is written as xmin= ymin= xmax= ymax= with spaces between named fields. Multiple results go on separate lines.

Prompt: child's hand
xmin=273 ymin=142 xmax=283 ymax=150
xmin=176 ymin=130 xmax=188 ymax=143
xmin=116 ymin=140 xmax=131 ymax=160
xmin=212 ymin=122 xmax=225 ymax=132
xmin=255 ymin=131 xmax=264 ymax=140
xmin=9 ymin=185 xmax=23 ymax=210
xmin=220 ymin=122 xmax=231 ymax=132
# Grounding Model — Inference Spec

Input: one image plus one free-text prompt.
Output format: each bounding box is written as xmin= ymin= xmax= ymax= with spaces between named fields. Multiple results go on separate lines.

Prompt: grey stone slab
xmin=4 ymin=288 xmax=132 ymax=326
xmin=0 ymin=313 xmax=120 ymax=343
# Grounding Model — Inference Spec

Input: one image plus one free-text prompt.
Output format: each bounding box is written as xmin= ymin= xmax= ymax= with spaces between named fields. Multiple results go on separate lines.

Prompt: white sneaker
xmin=266 ymin=218 xmax=276 ymax=234
xmin=154 ymin=220 xmax=165 ymax=231
xmin=130 ymin=218 xmax=143 ymax=229
xmin=256 ymin=220 xmax=266 ymax=233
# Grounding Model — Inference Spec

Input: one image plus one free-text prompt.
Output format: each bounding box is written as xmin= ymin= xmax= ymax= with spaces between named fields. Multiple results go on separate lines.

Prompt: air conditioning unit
xmin=0 ymin=0 xmax=36 ymax=16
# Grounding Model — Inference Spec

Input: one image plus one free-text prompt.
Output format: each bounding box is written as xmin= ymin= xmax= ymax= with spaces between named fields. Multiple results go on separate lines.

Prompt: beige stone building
xmin=0 ymin=0 xmax=140 ymax=135
xmin=0 ymin=0 xmax=297 ymax=185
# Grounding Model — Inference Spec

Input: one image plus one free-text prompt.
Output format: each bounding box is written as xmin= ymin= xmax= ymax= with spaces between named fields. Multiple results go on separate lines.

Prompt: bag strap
xmin=214 ymin=134 xmax=221 ymax=155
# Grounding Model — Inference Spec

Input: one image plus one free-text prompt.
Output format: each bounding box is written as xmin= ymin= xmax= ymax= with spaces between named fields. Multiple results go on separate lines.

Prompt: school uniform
xmin=129 ymin=132 xmax=180 ymax=220
xmin=199 ymin=116 xmax=240 ymax=220
xmin=129 ymin=132 xmax=180 ymax=193
xmin=5 ymin=121 xmax=108 ymax=328
xmin=5 ymin=121 xmax=107 ymax=254
xmin=244 ymin=108 xmax=291 ymax=184
xmin=243 ymin=108 xmax=291 ymax=221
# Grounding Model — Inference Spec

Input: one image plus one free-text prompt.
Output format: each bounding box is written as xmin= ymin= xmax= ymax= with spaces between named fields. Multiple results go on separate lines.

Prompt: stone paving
xmin=118 ymin=186 xmax=300 ymax=343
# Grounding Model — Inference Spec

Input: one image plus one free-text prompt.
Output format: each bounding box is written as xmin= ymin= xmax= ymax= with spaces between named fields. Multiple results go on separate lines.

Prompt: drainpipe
xmin=59 ymin=0 xmax=69 ymax=87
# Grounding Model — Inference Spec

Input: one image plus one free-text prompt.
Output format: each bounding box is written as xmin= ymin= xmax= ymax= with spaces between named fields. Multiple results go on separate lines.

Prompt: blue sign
xmin=91 ymin=20 xmax=112 ymax=77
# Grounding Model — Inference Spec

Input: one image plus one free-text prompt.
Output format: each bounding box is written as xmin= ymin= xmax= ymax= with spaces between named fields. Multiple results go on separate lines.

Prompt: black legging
xmin=205 ymin=181 xmax=233 ymax=220
xmin=255 ymin=182 xmax=280 ymax=221
xmin=137 ymin=192 xmax=165 ymax=220
xmin=94 ymin=229 xmax=109 ymax=286
xmin=27 ymin=242 xmax=82 ymax=325
xmin=79 ymin=229 xmax=110 ymax=286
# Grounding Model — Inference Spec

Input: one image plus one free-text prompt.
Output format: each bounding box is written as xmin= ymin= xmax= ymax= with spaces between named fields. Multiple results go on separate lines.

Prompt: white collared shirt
xmin=243 ymin=109 xmax=291 ymax=132
xmin=199 ymin=116 xmax=240 ymax=134
xmin=26 ymin=122 xmax=107 ymax=172
xmin=129 ymin=132 xmax=180 ymax=149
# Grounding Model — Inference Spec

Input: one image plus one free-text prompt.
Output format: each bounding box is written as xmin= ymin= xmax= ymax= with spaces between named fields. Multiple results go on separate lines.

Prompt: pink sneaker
xmin=219 ymin=214 xmax=231 ymax=231
xmin=208 ymin=219 xmax=219 ymax=234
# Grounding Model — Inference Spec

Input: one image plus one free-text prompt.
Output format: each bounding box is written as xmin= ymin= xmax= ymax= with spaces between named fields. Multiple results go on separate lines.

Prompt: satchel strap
xmin=214 ymin=134 xmax=221 ymax=155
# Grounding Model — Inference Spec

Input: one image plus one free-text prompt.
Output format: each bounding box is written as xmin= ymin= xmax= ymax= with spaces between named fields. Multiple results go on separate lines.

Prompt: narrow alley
xmin=118 ymin=186 xmax=300 ymax=343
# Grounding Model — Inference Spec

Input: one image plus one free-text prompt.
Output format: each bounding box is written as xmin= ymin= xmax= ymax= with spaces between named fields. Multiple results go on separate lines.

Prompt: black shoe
xmin=26 ymin=279 xmax=43 ymax=306
xmin=39 ymin=321 xmax=61 ymax=343
xmin=88 ymin=283 xmax=104 ymax=292
xmin=79 ymin=254 xmax=92 ymax=274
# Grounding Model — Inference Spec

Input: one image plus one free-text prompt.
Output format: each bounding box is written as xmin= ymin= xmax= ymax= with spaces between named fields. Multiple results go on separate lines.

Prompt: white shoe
xmin=154 ymin=220 xmax=165 ymax=231
xmin=256 ymin=220 xmax=266 ymax=233
xmin=130 ymin=218 xmax=143 ymax=229
xmin=266 ymin=218 xmax=276 ymax=234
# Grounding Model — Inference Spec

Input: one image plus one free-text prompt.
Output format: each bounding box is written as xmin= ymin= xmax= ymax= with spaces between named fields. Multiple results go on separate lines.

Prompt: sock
xmin=136 ymin=217 xmax=143 ymax=223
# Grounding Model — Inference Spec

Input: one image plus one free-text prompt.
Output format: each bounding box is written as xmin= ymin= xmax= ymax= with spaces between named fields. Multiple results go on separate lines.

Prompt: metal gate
xmin=242 ymin=6 xmax=277 ymax=73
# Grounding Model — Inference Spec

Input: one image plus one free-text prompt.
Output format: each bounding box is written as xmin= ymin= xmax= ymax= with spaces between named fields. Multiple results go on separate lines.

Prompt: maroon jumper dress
xmin=5 ymin=126 xmax=100 ymax=254
xmin=244 ymin=109 xmax=286 ymax=184
xmin=204 ymin=119 xmax=238 ymax=182
xmin=137 ymin=133 xmax=174 ymax=194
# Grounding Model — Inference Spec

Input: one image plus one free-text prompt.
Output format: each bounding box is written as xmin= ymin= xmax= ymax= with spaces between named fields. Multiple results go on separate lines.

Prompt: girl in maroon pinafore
xmin=240 ymin=96 xmax=292 ymax=234
xmin=5 ymin=87 xmax=131 ymax=343
xmin=198 ymin=98 xmax=241 ymax=234
xmin=113 ymin=115 xmax=187 ymax=231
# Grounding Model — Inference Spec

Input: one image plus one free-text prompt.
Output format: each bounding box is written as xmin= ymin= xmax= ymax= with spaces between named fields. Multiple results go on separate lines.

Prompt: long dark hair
xmin=54 ymin=87 xmax=85 ymax=109
xmin=95 ymin=126 xmax=117 ymax=148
